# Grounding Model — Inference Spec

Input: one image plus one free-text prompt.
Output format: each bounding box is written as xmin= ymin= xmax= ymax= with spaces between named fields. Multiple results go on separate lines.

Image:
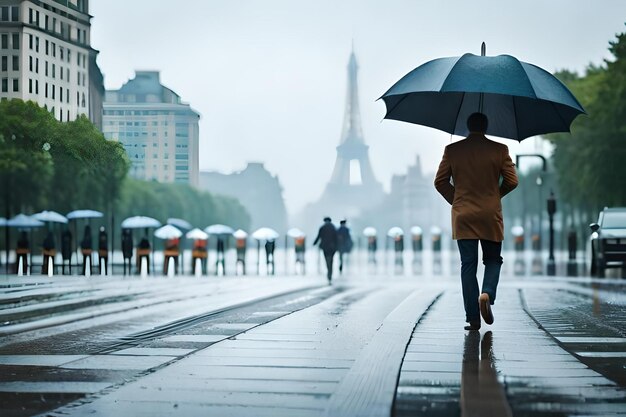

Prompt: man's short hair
xmin=467 ymin=112 xmax=488 ymax=133
xmin=323 ymin=217 xmax=331 ymax=222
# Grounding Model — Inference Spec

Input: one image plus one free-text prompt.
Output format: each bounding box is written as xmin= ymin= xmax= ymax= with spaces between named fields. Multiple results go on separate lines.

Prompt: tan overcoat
xmin=434 ymin=133 xmax=518 ymax=242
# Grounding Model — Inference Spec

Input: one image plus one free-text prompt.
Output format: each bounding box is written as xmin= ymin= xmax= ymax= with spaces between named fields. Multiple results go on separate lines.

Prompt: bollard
xmin=567 ymin=230 xmax=577 ymax=276
xmin=195 ymin=258 xmax=202 ymax=278
xmin=47 ymin=256 xmax=54 ymax=277
xmin=140 ymin=257 xmax=148 ymax=279
xmin=167 ymin=258 xmax=175 ymax=278
xmin=85 ymin=257 xmax=91 ymax=278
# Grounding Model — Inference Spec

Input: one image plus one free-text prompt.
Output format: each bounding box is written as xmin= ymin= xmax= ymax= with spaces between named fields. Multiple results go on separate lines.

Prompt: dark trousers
xmin=323 ymin=250 xmax=335 ymax=279
xmin=457 ymin=239 xmax=503 ymax=322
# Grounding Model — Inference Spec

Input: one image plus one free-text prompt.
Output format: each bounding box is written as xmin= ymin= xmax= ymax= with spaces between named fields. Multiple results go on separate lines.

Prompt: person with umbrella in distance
xmin=313 ymin=217 xmax=338 ymax=283
xmin=60 ymin=228 xmax=72 ymax=275
xmin=337 ymin=219 xmax=353 ymax=274
xmin=435 ymin=113 xmax=518 ymax=330
xmin=216 ymin=237 xmax=226 ymax=275
xmin=294 ymin=235 xmax=306 ymax=274
xmin=42 ymin=230 xmax=56 ymax=275
xmin=264 ymin=239 xmax=275 ymax=275
xmin=16 ymin=231 xmax=30 ymax=274
xmin=80 ymin=225 xmax=93 ymax=276
xmin=98 ymin=227 xmax=108 ymax=275
xmin=121 ymin=228 xmax=133 ymax=276
xmin=137 ymin=233 xmax=151 ymax=275
xmin=235 ymin=234 xmax=247 ymax=275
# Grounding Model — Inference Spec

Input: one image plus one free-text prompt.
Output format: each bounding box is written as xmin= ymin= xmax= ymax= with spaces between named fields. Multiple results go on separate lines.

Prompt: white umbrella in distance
xmin=233 ymin=229 xmax=248 ymax=239
xmin=154 ymin=224 xmax=183 ymax=240
xmin=66 ymin=209 xmax=103 ymax=220
xmin=410 ymin=226 xmax=423 ymax=236
xmin=0 ymin=217 xmax=6 ymax=226
xmin=363 ymin=227 xmax=377 ymax=237
xmin=186 ymin=228 xmax=209 ymax=240
xmin=168 ymin=218 xmax=192 ymax=231
xmin=7 ymin=214 xmax=44 ymax=228
xmin=430 ymin=226 xmax=442 ymax=235
xmin=121 ymin=216 xmax=161 ymax=229
xmin=287 ymin=228 xmax=305 ymax=238
xmin=252 ymin=227 xmax=279 ymax=241
xmin=387 ymin=227 xmax=404 ymax=238
xmin=205 ymin=224 xmax=235 ymax=235
xmin=33 ymin=210 xmax=68 ymax=224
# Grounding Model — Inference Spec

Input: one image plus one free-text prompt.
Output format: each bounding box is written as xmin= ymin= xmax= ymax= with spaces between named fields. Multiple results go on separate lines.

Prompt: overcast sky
xmin=90 ymin=0 xmax=626 ymax=214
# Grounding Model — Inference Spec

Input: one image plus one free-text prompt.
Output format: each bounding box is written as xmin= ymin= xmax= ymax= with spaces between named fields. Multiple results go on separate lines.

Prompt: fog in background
xmin=90 ymin=0 xmax=626 ymax=214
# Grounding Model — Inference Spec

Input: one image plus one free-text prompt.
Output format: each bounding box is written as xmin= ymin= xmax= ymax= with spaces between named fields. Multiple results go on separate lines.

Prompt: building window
xmin=45 ymin=15 xmax=49 ymax=30
xmin=35 ymin=58 xmax=38 ymax=73
xmin=60 ymin=65 xmax=63 ymax=80
xmin=52 ymin=84 xmax=55 ymax=100
xmin=52 ymin=63 xmax=55 ymax=78
xmin=1 ymin=78 xmax=7 ymax=93
xmin=29 ymin=78 xmax=32 ymax=94
xmin=45 ymin=82 xmax=48 ymax=98
xmin=12 ymin=55 xmax=18 ymax=71
xmin=1 ymin=56 xmax=6 ymax=71
xmin=35 ymin=36 xmax=39 ymax=52
xmin=12 ymin=78 xmax=18 ymax=92
xmin=29 ymin=56 xmax=32 ymax=71
xmin=35 ymin=80 xmax=38 ymax=94
xmin=11 ymin=6 xmax=18 ymax=22
xmin=45 ymin=61 xmax=48 ymax=76
xmin=52 ymin=42 xmax=55 ymax=57
xmin=66 ymin=68 xmax=69 ymax=82
xmin=1 ymin=6 xmax=8 ymax=21
xmin=29 ymin=34 xmax=32 ymax=50
xmin=60 ymin=47 xmax=63 ymax=60
xmin=45 ymin=40 xmax=49 ymax=55
xmin=59 ymin=87 xmax=63 ymax=102
xmin=1 ymin=34 xmax=7 ymax=49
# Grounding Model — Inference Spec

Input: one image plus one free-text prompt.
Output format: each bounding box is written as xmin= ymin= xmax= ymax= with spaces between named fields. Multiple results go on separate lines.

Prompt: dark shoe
xmin=479 ymin=293 xmax=494 ymax=325
xmin=464 ymin=320 xmax=481 ymax=331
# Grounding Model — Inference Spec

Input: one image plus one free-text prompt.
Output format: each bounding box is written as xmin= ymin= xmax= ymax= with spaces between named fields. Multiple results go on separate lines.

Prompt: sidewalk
xmin=42 ymin=278 xmax=626 ymax=417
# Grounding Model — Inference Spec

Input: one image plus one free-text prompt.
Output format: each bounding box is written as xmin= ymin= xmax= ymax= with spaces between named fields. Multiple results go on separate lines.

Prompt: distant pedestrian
xmin=265 ymin=239 xmax=275 ymax=275
xmin=313 ymin=217 xmax=338 ymax=283
xmin=137 ymin=236 xmax=151 ymax=275
xmin=16 ymin=231 xmax=30 ymax=274
xmin=98 ymin=227 xmax=108 ymax=275
xmin=337 ymin=220 xmax=353 ymax=274
xmin=294 ymin=236 xmax=306 ymax=274
xmin=164 ymin=236 xmax=180 ymax=275
xmin=394 ymin=234 xmax=404 ymax=266
xmin=367 ymin=235 xmax=377 ymax=264
xmin=235 ymin=237 xmax=246 ymax=275
xmin=42 ymin=231 xmax=56 ymax=275
xmin=435 ymin=112 xmax=518 ymax=330
xmin=80 ymin=225 xmax=93 ymax=275
xmin=192 ymin=238 xmax=208 ymax=275
xmin=61 ymin=229 xmax=72 ymax=275
xmin=215 ymin=237 xmax=226 ymax=275
xmin=121 ymin=228 xmax=133 ymax=275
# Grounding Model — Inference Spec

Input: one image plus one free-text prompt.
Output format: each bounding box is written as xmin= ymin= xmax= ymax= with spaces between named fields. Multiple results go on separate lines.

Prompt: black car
xmin=590 ymin=207 xmax=626 ymax=276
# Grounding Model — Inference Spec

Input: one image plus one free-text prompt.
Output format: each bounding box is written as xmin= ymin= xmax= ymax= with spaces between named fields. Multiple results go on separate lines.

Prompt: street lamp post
xmin=547 ymin=191 xmax=557 ymax=276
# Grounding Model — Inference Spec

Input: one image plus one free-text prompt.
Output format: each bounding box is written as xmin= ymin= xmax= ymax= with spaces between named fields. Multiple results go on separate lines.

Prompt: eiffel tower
xmin=301 ymin=49 xmax=385 ymax=227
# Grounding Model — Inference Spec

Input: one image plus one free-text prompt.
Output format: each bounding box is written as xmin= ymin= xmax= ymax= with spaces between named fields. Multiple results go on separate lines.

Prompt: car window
xmin=602 ymin=211 xmax=626 ymax=228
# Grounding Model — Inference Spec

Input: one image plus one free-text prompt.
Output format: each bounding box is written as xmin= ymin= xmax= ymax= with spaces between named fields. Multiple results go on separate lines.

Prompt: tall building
xmin=102 ymin=71 xmax=200 ymax=186
xmin=199 ymin=162 xmax=288 ymax=233
xmin=0 ymin=0 xmax=103 ymax=125
xmin=298 ymin=49 xmax=385 ymax=232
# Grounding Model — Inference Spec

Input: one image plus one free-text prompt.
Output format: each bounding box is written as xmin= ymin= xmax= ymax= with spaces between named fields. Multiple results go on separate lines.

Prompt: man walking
xmin=313 ymin=217 xmax=338 ymax=283
xmin=337 ymin=219 xmax=353 ymax=274
xmin=435 ymin=113 xmax=518 ymax=330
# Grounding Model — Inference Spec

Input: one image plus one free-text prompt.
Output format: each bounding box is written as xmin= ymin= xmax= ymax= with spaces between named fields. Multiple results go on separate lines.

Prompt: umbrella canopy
xmin=33 ymin=210 xmax=68 ymax=224
xmin=0 ymin=217 xmax=6 ymax=226
xmin=7 ymin=214 xmax=44 ymax=228
xmin=287 ymin=228 xmax=305 ymax=238
xmin=66 ymin=209 xmax=103 ymax=220
xmin=121 ymin=216 xmax=161 ymax=229
xmin=168 ymin=218 xmax=192 ymax=231
xmin=410 ymin=226 xmax=423 ymax=236
xmin=186 ymin=228 xmax=209 ymax=240
xmin=154 ymin=224 xmax=183 ymax=240
xmin=387 ymin=227 xmax=404 ymax=238
xmin=233 ymin=229 xmax=248 ymax=239
xmin=252 ymin=227 xmax=279 ymax=241
xmin=363 ymin=227 xmax=377 ymax=237
xmin=205 ymin=224 xmax=235 ymax=235
xmin=380 ymin=52 xmax=585 ymax=141
xmin=430 ymin=226 xmax=442 ymax=235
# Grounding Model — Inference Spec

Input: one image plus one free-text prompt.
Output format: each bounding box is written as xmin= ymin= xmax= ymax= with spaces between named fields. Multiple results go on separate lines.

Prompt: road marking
xmin=574 ymin=351 xmax=626 ymax=358
xmin=557 ymin=337 xmax=626 ymax=344
xmin=0 ymin=381 xmax=111 ymax=393
xmin=111 ymin=347 xmax=195 ymax=356
xmin=161 ymin=334 xmax=230 ymax=343
xmin=0 ymin=355 xmax=88 ymax=366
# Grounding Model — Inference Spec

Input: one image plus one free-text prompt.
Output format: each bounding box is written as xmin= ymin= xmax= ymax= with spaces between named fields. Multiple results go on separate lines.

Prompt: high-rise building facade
xmin=0 ymin=0 xmax=102 ymax=126
xmin=102 ymin=71 xmax=200 ymax=186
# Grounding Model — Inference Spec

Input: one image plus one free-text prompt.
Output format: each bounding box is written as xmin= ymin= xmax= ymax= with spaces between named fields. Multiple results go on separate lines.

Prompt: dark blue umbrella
xmin=380 ymin=49 xmax=585 ymax=141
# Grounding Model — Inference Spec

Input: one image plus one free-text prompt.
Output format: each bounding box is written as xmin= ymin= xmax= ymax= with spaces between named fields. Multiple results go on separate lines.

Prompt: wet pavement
xmin=0 ymin=270 xmax=625 ymax=416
